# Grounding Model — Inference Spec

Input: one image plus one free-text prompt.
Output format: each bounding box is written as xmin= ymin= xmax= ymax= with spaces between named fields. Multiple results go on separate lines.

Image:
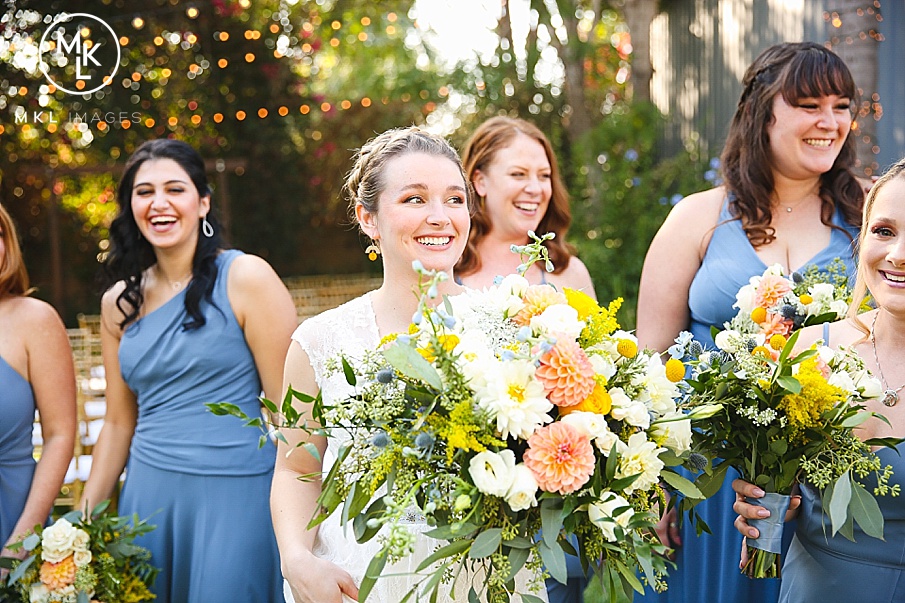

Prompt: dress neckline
xmin=0 ymin=353 xmax=28 ymax=385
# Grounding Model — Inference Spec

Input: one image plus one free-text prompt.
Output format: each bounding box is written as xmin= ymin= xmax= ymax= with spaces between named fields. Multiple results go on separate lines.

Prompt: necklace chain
xmin=158 ymin=268 xmax=192 ymax=291
xmin=870 ymin=312 xmax=904 ymax=407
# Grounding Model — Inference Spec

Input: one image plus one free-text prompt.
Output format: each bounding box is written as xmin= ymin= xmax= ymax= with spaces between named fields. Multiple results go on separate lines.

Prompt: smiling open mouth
xmin=803 ymin=139 xmax=833 ymax=148
xmin=417 ymin=236 xmax=451 ymax=246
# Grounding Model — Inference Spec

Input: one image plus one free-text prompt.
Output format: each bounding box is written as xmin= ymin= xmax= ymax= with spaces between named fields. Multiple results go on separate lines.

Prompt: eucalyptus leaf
xmin=505 ymin=546 xmax=530 ymax=581
xmin=841 ymin=412 xmax=873 ymax=428
xmin=827 ymin=471 xmax=852 ymax=535
xmin=540 ymin=498 xmax=564 ymax=548
xmin=7 ymin=553 xmax=35 ymax=585
xmin=776 ymin=375 xmax=801 ymax=394
xmin=538 ymin=540 xmax=567 ymax=585
xmin=359 ymin=553 xmax=388 ymax=602
xmin=415 ymin=540 xmax=471 ymax=571
xmin=468 ymin=528 xmax=502 ymax=559
xmin=384 ymin=344 xmax=443 ymax=390
xmin=849 ymin=480 xmax=885 ymax=540
xmin=660 ymin=470 xmax=703 ymax=500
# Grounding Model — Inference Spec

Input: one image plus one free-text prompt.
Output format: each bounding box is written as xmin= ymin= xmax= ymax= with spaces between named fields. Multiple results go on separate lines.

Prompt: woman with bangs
xmin=635 ymin=42 xmax=867 ymax=602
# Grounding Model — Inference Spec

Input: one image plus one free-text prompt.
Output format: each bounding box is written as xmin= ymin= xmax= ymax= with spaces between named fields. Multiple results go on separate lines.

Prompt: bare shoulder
xmin=649 ymin=186 xmax=726 ymax=259
xmin=666 ymin=186 xmax=725 ymax=224
xmin=7 ymin=296 xmax=64 ymax=329
xmin=228 ymin=252 xmax=282 ymax=288
xmin=100 ymin=281 xmax=129 ymax=334
xmin=794 ymin=315 xmax=869 ymax=351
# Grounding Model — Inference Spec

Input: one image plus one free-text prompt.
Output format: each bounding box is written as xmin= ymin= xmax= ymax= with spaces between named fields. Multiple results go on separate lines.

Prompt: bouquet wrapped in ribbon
xmin=726 ymin=259 xmax=852 ymax=338
xmin=672 ymin=328 xmax=901 ymax=579
xmin=211 ymin=235 xmax=710 ymax=602
xmin=0 ymin=501 xmax=157 ymax=603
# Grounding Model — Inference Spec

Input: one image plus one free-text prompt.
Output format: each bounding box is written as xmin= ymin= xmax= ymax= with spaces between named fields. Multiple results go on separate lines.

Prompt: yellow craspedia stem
xmin=616 ymin=339 xmax=638 ymax=358
xmin=799 ymin=294 xmax=813 ymax=305
xmin=750 ymin=307 xmax=767 ymax=323
xmin=665 ymin=358 xmax=686 ymax=382
xmin=769 ymin=334 xmax=787 ymax=351
xmin=751 ymin=345 xmax=772 ymax=359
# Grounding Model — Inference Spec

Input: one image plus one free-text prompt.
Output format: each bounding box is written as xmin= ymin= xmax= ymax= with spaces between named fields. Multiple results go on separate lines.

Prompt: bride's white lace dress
xmin=285 ymin=293 xmax=548 ymax=603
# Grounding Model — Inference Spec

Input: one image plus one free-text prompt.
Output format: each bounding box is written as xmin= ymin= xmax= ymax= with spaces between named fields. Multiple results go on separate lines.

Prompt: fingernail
xmin=752 ymin=488 xmax=765 ymax=497
xmin=757 ymin=509 xmax=770 ymax=518
xmin=749 ymin=529 xmax=758 ymax=538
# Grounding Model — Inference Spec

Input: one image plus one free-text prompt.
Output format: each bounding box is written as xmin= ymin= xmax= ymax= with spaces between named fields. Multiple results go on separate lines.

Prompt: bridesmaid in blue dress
xmin=636 ymin=42 xmax=867 ymax=603
xmin=734 ymin=159 xmax=905 ymax=602
xmin=80 ymin=140 xmax=297 ymax=602
xmin=0 ymin=202 xmax=75 ymax=560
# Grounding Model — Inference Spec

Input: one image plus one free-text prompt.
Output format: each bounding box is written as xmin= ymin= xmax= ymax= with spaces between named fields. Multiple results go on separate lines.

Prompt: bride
xmin=272 ymin=127 xmax=548 ymax=603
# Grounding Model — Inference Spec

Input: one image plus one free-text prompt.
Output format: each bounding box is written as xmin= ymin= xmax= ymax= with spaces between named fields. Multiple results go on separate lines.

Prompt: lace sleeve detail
xmin=290 ymin=294 xmax=379 ymax=397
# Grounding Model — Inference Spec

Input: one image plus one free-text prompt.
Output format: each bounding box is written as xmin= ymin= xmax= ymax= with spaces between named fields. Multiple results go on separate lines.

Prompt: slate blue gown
xmin=0 ymin=355 xmax=36 ymax=546
xmin=116 ymin=250 xmax=282 ymax=603
xmin=635 ymin=197 xmax=858 ymax=603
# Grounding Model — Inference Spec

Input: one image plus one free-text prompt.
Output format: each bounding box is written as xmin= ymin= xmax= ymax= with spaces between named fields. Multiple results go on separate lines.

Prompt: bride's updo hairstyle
xmin=343 ymin=126 xmax=473 ymax=227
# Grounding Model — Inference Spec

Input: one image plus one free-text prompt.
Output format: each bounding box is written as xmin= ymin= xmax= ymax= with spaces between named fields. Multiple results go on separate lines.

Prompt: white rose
xmin=588 ymin=491 xmax=635 ymax=542
xmin=828 ymin=370 xmax=857 ymax=394
xmin=713 ymin=330 xmax=737 ymax=352
xmin=469 ymin=449 xmax=517 ymax=497
xmin=505 ymin=464 xmax=539 ymax=512
xmin=733 ymin=283 xmax=757 ymax=314
xmin=588 ymin=352 xmax=617 ymax=381
xmin=830 ymin=299 xmax=849 ymax=318
xmin=72 ymin=529 xmax=89 ymax=550
xmin=855 ymin=371 xmax=883 ymax=399
xmin=30 ymin=584 xmax=49 ymax=603
xmin=41 ymin=518 xmax=78 ymax=563
xmin=808 ymin=283 xmax=835 ymax=302
xmin=530 ymin=304 xmax=585 ymax=340
xmin=764 ymin=264 xmax=785 ymax=277
xmin=492 ymin=274 xmax=530 ymax=316
xmin=73 ymin=548 xmax=92 ymax=567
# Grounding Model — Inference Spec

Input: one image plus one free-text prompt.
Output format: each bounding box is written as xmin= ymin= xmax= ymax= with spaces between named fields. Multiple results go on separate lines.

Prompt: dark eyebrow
xmin=133 ymin=178 xmax=190 ymax=189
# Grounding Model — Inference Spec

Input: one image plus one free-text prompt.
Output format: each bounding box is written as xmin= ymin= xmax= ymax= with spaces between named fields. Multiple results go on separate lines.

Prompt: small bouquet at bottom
xmin=0 ymin=501 xmax=157 ymax=603
xmin=672 ymin=328 xmax=902 ymax=579
xmin=726 ymin=259 xmax=852 ymax=338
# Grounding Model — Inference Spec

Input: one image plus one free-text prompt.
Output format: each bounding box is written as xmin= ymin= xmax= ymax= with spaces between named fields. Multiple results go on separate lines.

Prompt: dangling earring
xmin=202 ymin=216 xmax=214 ymax=238
xmin=365 ymin=241 xmax=381 ymax=261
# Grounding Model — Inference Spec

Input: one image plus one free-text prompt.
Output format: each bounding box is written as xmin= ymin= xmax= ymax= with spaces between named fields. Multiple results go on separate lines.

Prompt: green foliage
xmin=569 ymin=102 xmax=711 ymax=328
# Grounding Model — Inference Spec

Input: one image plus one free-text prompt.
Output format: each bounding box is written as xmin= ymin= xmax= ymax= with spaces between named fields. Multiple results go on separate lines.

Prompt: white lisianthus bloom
xmin=650 ymin=412 xmax=693 ymax=454
xmin=469 ymin=449 xmax=517 ymax=497
xmin=764 ymin=263 xmax=785 ymax=277
xmin=828 ymin=370 xmax=857 ymax=395
xmin=856 ymin=371 xmax=883 ymax=399
xmin=453 ymin=330 xmax=496 ymax=389
xmin=530 ymin=304 xmax=585 ymax=340
xmin=490 ymin=274 xmax=530 ymax=317
xmin=616 ymin=432 xmax=666 ymax=494
xmin=633 ymin=354 xmax=680 ymax=417
xmin=41 ymin=518 xmax=79 ymax=563
xmin=506 ymin=464 xmax=539 ymax=511
xmin=609 ymin=387 xmax=650 ymax=429
xmin=733 ymin=282 xmax=758 ymax=314
xmin=808 ymin=283 xmax=835 ymax=304
xmin=588 ymin=351 xmax=617 ymax=381
xmin=474 ymin=358 xmax=553 ymax=439
xmin=588 ymin=491 xmax=635 ymax=542
xmin=560 ymin=411 xmax=622 ymax=454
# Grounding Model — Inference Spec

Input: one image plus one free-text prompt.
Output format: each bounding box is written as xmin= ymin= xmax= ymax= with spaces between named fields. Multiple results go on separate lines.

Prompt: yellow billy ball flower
xmin=750 ymin=307 xmax=767 ymax=323
xmin=616 ymin=339 xmax=638 ymax=358
xmin=665 ymin=358 xmax=686 ymax=382
xmin=769 ymin=334 xmax=787 ymax=351
xmin=799 ymin=293 xmax=813 ymax=305
xmin=751 ymin=345 xmax=772 ymax=359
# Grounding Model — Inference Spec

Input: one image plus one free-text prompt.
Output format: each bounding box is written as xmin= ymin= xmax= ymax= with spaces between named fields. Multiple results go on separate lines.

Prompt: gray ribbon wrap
xmin=746 ymin=492 xmax=791 ymax=554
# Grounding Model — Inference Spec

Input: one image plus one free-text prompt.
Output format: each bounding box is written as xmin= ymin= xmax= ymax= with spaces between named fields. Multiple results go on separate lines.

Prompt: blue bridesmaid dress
xmin=635 ymin=197 xmax=858 ymax=603
xmin=116 ymin=250 xmax=282 ymax=603
xmin=0 ymin=356 xmax=36 ymax=546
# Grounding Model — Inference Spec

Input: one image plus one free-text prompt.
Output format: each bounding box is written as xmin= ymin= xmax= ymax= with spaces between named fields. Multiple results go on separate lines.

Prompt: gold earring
xmin=365 ymin=242 xmax=381 ymax=261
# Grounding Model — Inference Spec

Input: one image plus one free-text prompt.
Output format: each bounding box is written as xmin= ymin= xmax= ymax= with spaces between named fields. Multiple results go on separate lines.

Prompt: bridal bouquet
xmin=0 ymin=501 xmax=157 ymax=603
xmin=672 ymin=329 xmax=901 ymax=579
xmin=726 ymin=259 xmax=851 ymax=338
xmin=213 ymin=235 xmax=709 ymax=603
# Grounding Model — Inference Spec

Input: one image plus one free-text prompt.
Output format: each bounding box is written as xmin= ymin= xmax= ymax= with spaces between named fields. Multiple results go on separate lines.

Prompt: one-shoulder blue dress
xmin=780 ymin=326 xmax=905 ymax=601
xmin=0 ymin=355 xmax=36 ymax=546
xmin=636 ymin=198 xmax=859 ymax=603
xmin=116 ymin=250 xmax=282 ymax=602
